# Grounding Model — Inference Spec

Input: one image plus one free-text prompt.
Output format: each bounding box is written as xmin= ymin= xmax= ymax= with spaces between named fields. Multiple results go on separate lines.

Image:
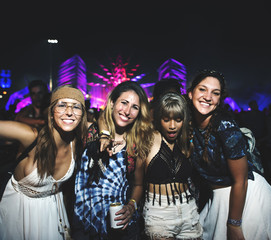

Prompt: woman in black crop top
xmin=143 ymin=92 xmax=203 ymax=240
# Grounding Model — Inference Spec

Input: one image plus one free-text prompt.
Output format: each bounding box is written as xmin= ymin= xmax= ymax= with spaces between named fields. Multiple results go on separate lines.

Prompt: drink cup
xmin=109 ymin=202 xmax=124 ymax=229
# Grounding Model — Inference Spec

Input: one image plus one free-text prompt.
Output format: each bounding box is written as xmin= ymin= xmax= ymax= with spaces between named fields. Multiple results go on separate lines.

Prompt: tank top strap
xmin=70 ymin=141 xmax=74 ymax=162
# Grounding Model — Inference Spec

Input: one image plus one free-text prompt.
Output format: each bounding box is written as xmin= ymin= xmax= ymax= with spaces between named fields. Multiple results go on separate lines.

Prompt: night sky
xmin=1 ymin=2 xmax=271 ymax=110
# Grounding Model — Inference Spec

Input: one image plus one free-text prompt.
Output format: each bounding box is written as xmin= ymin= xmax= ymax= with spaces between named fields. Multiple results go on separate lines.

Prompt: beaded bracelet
xmin=227 ymin=218 xmax=242 ymax=227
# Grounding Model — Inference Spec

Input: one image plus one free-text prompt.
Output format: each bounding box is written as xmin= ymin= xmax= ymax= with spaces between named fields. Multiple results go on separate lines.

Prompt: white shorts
xmin=143 ymin=192 xmax=203 ymax=239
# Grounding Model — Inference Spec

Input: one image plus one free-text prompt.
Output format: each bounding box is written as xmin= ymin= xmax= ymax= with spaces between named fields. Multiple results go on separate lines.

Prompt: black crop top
xmin=145 ymin=139 xmax=193 ymax=205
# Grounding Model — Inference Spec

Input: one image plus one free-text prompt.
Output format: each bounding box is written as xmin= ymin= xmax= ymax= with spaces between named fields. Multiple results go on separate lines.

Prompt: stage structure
xmin=157 ymin=58 xmax=187 ymax=94
xmin=5 ymin=87 xmax=30 ymax=113
xmin=0 ymin=70 xmax=11 ymax=89
xmin=9 ymin=56 xmax=267 ymax=114
xmin=58 ymin=55 xmax=87 ymax=95
xmin=87 ymin=55 xmax=149 ymax=109
xmin=5 ymin=57 xmax=188 ymax=112
xmin=0 ymin=69 xmax=12 ymax=110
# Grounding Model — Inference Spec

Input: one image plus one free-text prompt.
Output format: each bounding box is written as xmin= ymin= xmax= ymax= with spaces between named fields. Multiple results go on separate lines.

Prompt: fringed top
xmin=145 ymin=139 xmax=193 ymax=205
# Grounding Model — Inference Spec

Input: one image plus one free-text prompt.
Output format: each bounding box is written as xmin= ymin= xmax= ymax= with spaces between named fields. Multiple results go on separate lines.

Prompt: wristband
xmin=227 ymin=218 xmax=242 ymax=227
xmin=99 ymin=136 xmax=110 ymax=140
xmin=99 ymin=130 xmax=110 ymax=137
xmin=129 ymin=199 xmax=137 ymax=210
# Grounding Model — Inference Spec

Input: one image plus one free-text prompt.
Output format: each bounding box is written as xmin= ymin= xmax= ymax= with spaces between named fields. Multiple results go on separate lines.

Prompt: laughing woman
xmin=73 ymin=81 xmax=154 ymax=240
xmin=187 ymin=70 xmax=271 ymax=240
xmin=0 ymin=85 xmax=87 ymax=240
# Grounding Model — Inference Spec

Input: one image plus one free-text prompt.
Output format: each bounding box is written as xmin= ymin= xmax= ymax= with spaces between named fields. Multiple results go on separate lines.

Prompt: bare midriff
xmin=211 ymin=184 xmax=230 ymax=190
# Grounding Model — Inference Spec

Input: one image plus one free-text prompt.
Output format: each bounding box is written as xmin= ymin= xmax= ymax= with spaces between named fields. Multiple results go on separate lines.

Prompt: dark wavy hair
xmin=187 ymin=69 xmax=228 ymax=106
xmin=187 ymin=70 xmax=228 ymax=163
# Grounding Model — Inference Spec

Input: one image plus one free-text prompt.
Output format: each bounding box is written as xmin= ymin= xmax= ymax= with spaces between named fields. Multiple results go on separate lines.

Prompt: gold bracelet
xmin=129 ymin=198 xmax=137 ymax=210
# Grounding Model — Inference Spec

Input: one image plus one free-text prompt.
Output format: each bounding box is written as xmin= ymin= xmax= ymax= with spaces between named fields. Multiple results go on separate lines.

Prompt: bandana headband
xmin=51 ymin=86 xmax=85 ymax=107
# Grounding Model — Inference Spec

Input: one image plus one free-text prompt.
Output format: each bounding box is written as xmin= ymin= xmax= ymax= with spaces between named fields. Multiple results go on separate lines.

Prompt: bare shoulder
xmin=145 ymin=131 xmax=162 ymax=166
xmin=151 ymin=131 xmax=162 ymax=147
xmin=153 ymin=131 xmax=161 ymax=141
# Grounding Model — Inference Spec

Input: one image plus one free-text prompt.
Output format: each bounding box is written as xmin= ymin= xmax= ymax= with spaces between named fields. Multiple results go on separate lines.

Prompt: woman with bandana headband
xmin=0 ymin=85 xmax=88 ymax=240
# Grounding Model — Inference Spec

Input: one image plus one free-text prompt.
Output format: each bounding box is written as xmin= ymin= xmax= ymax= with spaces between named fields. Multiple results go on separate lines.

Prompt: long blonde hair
xmin=104 ymin=81 xmax=154 ymax=160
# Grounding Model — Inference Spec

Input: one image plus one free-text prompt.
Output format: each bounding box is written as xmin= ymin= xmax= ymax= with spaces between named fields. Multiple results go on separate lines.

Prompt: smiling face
xmin=111 ymin=90 xmax=140 ymax=131
xmin=188 ymin=76 xmax=221 ymax=117
xmin=53 ymin=98 xmax=82 ymax=132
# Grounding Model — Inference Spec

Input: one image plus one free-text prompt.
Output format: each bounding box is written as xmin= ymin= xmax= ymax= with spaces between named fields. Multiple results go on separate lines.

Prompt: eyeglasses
xmin=54 ymin=102 xmax=83 ymax=116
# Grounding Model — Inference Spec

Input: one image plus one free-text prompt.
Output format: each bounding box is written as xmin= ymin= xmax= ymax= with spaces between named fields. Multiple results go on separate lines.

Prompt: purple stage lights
xmin=157 ymin=58 xmax=187 ymax=94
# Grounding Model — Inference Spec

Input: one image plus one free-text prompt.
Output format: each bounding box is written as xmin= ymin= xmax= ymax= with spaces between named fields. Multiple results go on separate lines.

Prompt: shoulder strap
xmin=15 ymin=138 xmax=38 ymax=165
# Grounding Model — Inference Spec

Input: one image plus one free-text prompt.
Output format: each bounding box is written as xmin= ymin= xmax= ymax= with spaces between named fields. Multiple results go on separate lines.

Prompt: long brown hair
xmin=187 ymin=70 xmax=228 ymax=163
xmin=34 ymin=86 xmax=88 ymax=178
